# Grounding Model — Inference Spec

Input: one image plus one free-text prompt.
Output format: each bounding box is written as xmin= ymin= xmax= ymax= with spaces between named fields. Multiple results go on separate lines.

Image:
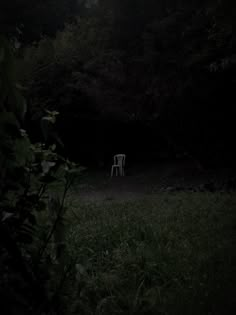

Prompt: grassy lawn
xmin=59 ymin=192 xmax=236 ymax=315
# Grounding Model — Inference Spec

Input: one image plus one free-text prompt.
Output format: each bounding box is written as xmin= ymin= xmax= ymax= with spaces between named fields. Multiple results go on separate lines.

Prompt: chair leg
xmin=111 ymin=166 xmax=125 ymax=177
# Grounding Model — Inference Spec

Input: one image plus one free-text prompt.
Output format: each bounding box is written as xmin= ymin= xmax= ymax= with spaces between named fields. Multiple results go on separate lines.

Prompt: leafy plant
xmin=0 ymin=36 xmax=84 ymax=315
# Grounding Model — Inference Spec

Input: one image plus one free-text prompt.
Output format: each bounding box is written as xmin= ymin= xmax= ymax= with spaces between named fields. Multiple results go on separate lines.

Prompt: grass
xmin=59 ymin=192 xmax=236 ymax=315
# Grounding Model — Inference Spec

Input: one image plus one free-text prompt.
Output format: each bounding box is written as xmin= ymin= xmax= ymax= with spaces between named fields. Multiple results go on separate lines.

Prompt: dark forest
xmin=1 ymin=1 xmax=236 ymax=314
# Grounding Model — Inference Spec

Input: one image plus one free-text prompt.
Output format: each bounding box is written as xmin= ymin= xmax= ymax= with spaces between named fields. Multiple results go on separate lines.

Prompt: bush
xmin=0 ymin=36 xmax=83 ymax=315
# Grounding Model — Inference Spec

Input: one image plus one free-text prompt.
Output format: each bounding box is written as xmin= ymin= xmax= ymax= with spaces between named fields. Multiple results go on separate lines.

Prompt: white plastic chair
xmin=111 ymin=154 xmax=126 ymax=177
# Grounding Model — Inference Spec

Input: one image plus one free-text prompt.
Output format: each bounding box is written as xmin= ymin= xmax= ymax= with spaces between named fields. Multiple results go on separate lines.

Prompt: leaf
xmin=75 ymin=263 xmax=86 ymax=275
xmin=21 ymin=223 xmax=35 ymax=233
xmin=13 ymin=137 xmax=32 ymax=166
xmin=40 ymin=117 xmax=55 ymax=140
xmin=2 ymin=212 xmax=14 ymax=222
xmin=50 ymin=144 xmax=57 ymax=151
xmin=41 ymin=160 xmax=56 ymax=175
xmin=15 ymin=83 xmax=27 ymax=91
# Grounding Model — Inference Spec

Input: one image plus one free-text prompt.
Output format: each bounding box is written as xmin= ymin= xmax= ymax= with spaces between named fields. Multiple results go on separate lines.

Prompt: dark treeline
xmin=2 ymin=0 xmax=236 ymax=167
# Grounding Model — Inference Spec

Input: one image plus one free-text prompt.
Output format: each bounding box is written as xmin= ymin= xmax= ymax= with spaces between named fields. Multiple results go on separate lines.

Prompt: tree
xmin=0 ymin=0 xmax=78 ymax=42
xmin=19 ymin=0 xmax=236 ymax=166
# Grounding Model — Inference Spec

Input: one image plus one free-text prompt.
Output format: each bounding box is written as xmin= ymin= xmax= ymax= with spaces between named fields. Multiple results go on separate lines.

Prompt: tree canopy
xmin=1 ymin=0 xmax=235 ymax=166
xmin=16 ymin=0 xmax=235 ymax=166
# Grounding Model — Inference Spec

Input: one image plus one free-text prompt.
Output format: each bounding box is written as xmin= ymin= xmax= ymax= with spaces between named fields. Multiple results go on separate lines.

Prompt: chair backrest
xmin=114 ymin=154 xmax=125 ymax=167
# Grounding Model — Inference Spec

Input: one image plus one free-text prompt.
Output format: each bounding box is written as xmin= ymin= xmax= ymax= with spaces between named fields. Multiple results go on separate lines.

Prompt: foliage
xmin=0 ymin=0 xmax=78 ymax=43
xmin=19 ymin=1 xmax=236 ymax=166
xmin=0 ymin=36 xmax=83 ymax=315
